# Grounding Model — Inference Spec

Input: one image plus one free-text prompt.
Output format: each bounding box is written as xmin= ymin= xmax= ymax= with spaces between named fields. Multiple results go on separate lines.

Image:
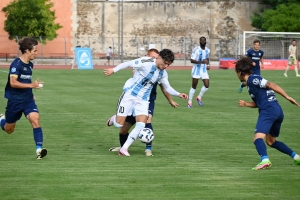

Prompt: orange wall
xmin=0 ymin=0 xmax=73 ymax=56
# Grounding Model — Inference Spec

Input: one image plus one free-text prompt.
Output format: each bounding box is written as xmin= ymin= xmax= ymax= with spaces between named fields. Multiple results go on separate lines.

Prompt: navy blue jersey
xmin=149 ymin=82 xmax=158 ymax=101
xmin=247 ymin=74 xmax=279 ymax=111
xmin=245 ymin=48 xmax=264 ymax=75
xmin=5 ymin=58 xmax=34 ymax=103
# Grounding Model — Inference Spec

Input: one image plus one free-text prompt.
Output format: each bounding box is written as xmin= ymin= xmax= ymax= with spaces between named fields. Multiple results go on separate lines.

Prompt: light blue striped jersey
xmin=191 ymin=46 xmax=210 ymax=69
xmin=123 ymin=57 xmax=166 ymax=101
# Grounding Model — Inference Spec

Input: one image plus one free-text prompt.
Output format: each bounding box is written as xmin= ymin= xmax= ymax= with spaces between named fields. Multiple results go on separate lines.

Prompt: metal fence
xmin=0 ymin=35 xmax=243 ymax=65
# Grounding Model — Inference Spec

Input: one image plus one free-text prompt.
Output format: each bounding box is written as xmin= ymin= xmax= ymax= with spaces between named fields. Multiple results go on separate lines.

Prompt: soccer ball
xmin=138 ymin=128 xmax=154 ymax=143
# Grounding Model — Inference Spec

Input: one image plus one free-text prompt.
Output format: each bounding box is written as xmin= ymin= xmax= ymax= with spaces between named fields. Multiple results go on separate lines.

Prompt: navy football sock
xmin=33 ymin=127 xmax=43 ymax=149
xmin=254 ymin=138 xmax=268 ymax=161
xmin=119 ymin=133 xmax=129 ymax=147
xmin=270 ymin=140 xmax=293 ymax=156
xmin=0 ymin=118 xmax=5 ymax=131
xmin=145 ymin=123 xmax=153 ymax=150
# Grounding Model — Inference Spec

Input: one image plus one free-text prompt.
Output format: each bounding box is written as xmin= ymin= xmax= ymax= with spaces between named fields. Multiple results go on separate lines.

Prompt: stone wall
xmin=75 ymin=0 xmax=260 ymax=60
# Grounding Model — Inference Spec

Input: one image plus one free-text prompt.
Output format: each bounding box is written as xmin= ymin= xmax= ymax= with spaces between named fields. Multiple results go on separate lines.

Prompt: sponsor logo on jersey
xmin=253 ymin=78 xmax=260 ymax=85
xmin=20 ymin=74 xmax=32 ymax=80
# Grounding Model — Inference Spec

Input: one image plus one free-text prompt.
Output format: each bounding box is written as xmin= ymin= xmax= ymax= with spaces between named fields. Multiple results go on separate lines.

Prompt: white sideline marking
xmin=0 ymin=70 xmax=8 ymax=73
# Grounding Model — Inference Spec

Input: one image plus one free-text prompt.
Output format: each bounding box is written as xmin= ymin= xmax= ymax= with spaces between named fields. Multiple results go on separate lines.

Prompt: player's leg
xmin=1 ymin=101 xmax=22 ymax=134
xmin=25 ymin=101 xmax=47 ymax=159
xmin=196 ymin=76 xmax=209 ymax=106
xmin=284 ymin=62 xmax=291 ymax=77
xmin=107 ymin=92 xmax=133 ymax=128
xmin=266 ymin=112 xmax=300 ymax=165
xmin=293 ymin=60 xmax=300 ymax=76
xmin=109 ymin=116 xmax=135 ymax=152
xmin=252 ymin=112 xmax=272 ymax=170
xmin=119 ymin=100 xmax=148 ymax=156
xmin=107 ymin=56 xmax=111 ymax=66
xmin=144 ymin=100 xmax=154 ymax=156
xmin=188 ymin=66 xmax=201 ymax=108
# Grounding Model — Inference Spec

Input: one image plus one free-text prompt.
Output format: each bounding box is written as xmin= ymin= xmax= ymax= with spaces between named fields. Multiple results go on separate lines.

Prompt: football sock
xmin=270 ymin=141 xmax=293 ymax=156
xmin=240 ymin=82 xmax=245 ymax=88
xmin=290 ymin=152 xmax=299 ymax=160
xmin=0 ymin=118 xmax=5 ymax=130
xmin=33 ymin=127 xmax=43 ymax=150
xmin=199 ymin=86 xmax=208 ymax=98
xmin=113 ymin=116 xmax=123 ymax=128
xmin=122 ymin=122 xmax=145 ymax=149
xmin=254 ymin=138 xmax=268 ymax=161
xmin=145 ymin=123 xmax=153 ymax=150
xmin=119 ymin=133 xmax=129 ymax=147
xmin=188 ymin=87 xmax=195 ymax=103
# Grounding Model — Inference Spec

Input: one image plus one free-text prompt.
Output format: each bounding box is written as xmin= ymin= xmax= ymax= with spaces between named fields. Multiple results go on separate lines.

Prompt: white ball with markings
xmin=138 ymin=128 xmax=154 ymax=143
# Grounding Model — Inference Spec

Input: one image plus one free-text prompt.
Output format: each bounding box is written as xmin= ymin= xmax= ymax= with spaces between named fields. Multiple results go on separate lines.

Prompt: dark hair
xmin=200 ymin=36 xmax=206 ymax=40
xmin=159 ymin=49 xmax=174 ymax=64
xmin=292 ymin=39 xmax=296 ymax=42
xmin=18 ymin=37 xmax=38 ymax=54
xmin=109 ymin=46 xmax=112 ymax=48
xmin=253 ymin=39 xmax=260 ymax=44
xmin=147 ymin=48 xmax=159 ymax=55
xmin=235 ymin=56 xmax=253 ymax=76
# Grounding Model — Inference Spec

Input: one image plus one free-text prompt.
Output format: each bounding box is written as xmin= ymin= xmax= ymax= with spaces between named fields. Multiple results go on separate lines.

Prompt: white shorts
xmin=191 ymin=66 xmax=209 ymax=79
xmin=116 ymin=92 xmax=149 ymax=117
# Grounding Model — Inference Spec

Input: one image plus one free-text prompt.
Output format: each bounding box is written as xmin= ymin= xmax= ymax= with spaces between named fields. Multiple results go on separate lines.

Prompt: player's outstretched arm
xmin=267 ymin=82 xmax=300 ymax=106
xmin=103 ymin=61 xmax=134 ymax=76
xmin=10 ymin=77 xmax=43 ymax=89
xmin=158 ymin=84 xmax=179 ymax=108
xmin=103 ymin=68 xmax=114 ymax=76
xmin=238 ymin=100 xmax=257 ymax=108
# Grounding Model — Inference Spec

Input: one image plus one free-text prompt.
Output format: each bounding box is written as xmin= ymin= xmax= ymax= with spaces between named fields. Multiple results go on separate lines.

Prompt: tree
xmin=262 ymin=3 xmax=300 ymax=32
xmin=1 ymin=0 xmax=62 ymax=43
xmin=251 ymin=0 xmax=300 ymax=31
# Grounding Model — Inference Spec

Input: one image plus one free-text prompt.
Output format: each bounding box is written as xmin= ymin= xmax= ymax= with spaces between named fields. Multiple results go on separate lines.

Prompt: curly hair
xmin=159 ymin=49 xmax=174 ymax=64
xmin=235 ymin=56 xmax=253 ymax=76
xmin=19 ymin=37 xmax=38 ymax=54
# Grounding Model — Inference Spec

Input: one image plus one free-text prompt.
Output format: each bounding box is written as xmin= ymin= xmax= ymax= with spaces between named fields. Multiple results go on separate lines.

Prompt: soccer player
xmin=284 ymin=39 xmax=300 ymax=77
xmin=0 ymin=37 xmax=47 ymax=159
xmin=109 ymin=49 xmax=179 ymax=156
xmin=104 ymin=46 xmax=112 ymax=66
xmin=238 ymin=40 xmax=264 ymax=93
xmin=235 ymin=56 xmax=300 ymax=170
xmin=104 ymin=49 xmax=188 ymax=156
xmin=187 ymin=36 xmax=210 ymax=108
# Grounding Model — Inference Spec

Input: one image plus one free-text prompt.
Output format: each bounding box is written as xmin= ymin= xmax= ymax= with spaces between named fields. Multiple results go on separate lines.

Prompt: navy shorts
xmin=255 ymin=106 xmax=284 ymax=137
xmin=125 ymin=100 xmax=155 ymax=125
xmin=5 ymin=100 xmax=39 ymax=124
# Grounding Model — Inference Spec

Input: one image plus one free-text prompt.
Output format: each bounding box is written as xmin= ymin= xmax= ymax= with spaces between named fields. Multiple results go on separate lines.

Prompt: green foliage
xmin=251 ymin=0 xmax=300 ymax=31
xmin=1 ymin=0 xmax=62 ymax=43
xmin=262 ymin=3 xmax=300 ymax=32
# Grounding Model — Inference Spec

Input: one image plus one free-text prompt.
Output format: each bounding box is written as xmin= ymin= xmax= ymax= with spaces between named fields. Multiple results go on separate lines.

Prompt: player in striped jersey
xmin=187 ymin=36 xmax=210 ymax=108
xmin=104 ymin=49 xmax=188 ymax=156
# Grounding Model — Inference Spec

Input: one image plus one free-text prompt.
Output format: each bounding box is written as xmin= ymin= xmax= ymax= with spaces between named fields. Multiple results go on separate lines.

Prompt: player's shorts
xmin=125 ymin=100 xmax=155 ymax=125
xmin=5 ymin=99 xmax=39 ymax=124
xmin=191 ymin=66 xmax=209 ymax=79
xmin=116 ymin=92 xmax=149 ymax=117
xmin=288 ymin=56 xmax=297 ymax=65
xmin=106 ymin=56 xmax=111 ymax=61
xmin=255 ymin=105 xmax=284 ymax=137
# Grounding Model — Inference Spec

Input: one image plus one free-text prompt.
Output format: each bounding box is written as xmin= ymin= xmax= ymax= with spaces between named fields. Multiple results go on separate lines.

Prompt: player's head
xmin=253 ymin=40 xmax=260 ymax=51
xmin=109 ymin=46 xmax=112 ymax=49
xmin=235 ymin=56 xmax=253 ymax=81
xmin=156 ymin=49 xmax=174 ymax=70
xmin=19 ymin=37 xmax=38 ymax=60
xmin=199 ymin=36 xmax=206 ymax=48
xmin=146 ymin=48 xmax=159 ymax=59
xmin=292 ymin=39 xmax=296 ymax=46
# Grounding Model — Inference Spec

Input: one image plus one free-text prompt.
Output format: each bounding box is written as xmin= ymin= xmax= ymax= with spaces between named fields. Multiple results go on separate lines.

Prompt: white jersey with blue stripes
xmin=191 ymin=46 xmax=210 ymax=69
xmin=122 ymin=57 xmax=167 ymax=101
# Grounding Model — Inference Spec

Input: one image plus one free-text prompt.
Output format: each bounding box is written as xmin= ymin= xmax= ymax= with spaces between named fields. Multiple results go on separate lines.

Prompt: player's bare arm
xmin=191 ymin=59 xmax=208 ymax=65
xmin=159 ymin=84 xmax=179 ymax=108
xmin=266 ymin=82 xmax=300 ymax=106
xmin=238 ymin=100 xmax=257 ymax=108
xmin=10 ymin=76 xmax=43 ymax=89
xmin=260 ymin=57 xmax=264 ymax=68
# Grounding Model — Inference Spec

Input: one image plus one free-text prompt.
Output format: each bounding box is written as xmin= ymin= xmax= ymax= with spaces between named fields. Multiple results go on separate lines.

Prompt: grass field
xmin=0 ymin=68 xmax=299 ymax=200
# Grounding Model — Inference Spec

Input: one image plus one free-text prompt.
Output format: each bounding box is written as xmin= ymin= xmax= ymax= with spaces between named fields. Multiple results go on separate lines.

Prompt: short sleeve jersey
xmin=106 ymin=48 xmax=111 ymax=56
xmin=5 ymin=58 xmax=34 ymax=102
xmin=191 ymin=46 xmax=210 ymax=69
xmin=247 ymin=74 xmax=279 ymax=110
xmin=245 ymin=48 xmax=264 ymax=75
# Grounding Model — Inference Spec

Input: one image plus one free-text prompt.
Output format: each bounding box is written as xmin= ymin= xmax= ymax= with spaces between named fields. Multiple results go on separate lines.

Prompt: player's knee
xmin=136 ymin=122 xmax=145 ymax=130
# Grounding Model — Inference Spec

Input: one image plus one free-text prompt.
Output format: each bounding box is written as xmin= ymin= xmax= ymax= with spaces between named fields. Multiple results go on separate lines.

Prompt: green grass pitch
xmin=0 ymin=68 xmax=299 ymax=199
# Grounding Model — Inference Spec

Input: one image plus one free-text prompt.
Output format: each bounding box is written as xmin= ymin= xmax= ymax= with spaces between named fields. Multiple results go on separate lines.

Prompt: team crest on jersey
xmin=11 ymin=67 xmax=16 ymax=73
xmin=23 ymin=67 xmax=27 ymax=71
xmin=259 ymin=53 xmax=261 ymax=56
xmin=253 ymin=78 xmax=260 ymax=85
xmin=135 ymin=60 xmax=139 ymax=64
